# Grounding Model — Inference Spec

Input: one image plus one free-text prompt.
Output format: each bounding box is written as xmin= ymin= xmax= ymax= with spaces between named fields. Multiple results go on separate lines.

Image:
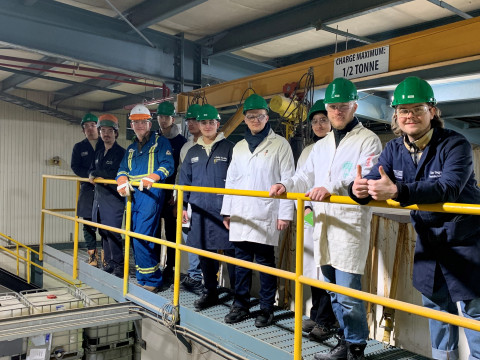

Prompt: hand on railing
xmin=117 ymin=176 xmax=134 ymax=197
xmin=269 ymin=183 xmax=286 ymax=197
xmin=139 ymin=173 xmax=160 ymax=191
xmin=305 ymin=186 xmax=330 ymax=201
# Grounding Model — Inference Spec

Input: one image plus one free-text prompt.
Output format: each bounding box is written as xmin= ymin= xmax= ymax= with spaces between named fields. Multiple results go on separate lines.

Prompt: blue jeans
xmin=422 ymin=281 xmax=480 ymax=360
xmin=321 ymin=265 xmax=368 ymax=344
xmin=182 ymin=229 xmax=202 ymax=281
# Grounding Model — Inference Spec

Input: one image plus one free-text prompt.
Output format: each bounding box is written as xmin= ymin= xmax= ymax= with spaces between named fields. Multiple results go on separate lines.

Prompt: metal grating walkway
xmin=43 ymin=244 xmax=430 ymax=360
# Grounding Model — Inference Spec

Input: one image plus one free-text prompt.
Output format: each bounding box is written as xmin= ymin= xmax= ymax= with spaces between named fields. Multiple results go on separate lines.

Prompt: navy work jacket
xmin=363 ymin=127 xmax=480 ymax=302
xmin=89 ymin=142 xmax=126 ymax=226
xmin=71 ymin=138 xmax=104 ymax=218
xmin=179 ymin=139 xmax=234 ymax=250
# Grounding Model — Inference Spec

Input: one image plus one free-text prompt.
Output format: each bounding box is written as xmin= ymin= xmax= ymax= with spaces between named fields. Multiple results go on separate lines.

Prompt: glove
xmin=117 ymin=176 xmax=134 ymax=197
xmin=139 ymin=173 xmax=161 ymax=191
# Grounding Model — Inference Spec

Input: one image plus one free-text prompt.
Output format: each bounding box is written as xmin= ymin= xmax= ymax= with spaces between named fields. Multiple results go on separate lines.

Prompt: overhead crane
xmin=178 ymin=16 xmax=480 ymax=113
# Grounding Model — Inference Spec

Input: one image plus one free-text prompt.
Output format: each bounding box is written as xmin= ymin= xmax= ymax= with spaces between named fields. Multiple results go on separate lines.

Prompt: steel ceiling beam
xmin=0 ymin=65 xmax=143 ymax=99
xmin=427 ymin=0 xmax=473 ymax=19
xmin=126 ymin=0 xmax=208 ymax=31
xmin=51 ymin=78 xmax=125 ymax=105
xmin=0 ymin=56 xmax=66 ymax=91
xmin=318 ymin=25 xmax=374 ymax=45
xmin=0 ymin=91 xmax=80 ymax=123
xmin=197 ymin=0 xmax=413 ymax=56
xmin=0 ymin=0 xmax=269 ymax=98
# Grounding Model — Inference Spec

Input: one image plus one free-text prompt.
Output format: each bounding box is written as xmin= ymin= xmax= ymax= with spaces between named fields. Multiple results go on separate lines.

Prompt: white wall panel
xmin=0 ymin=91 xmax=106 ymax=246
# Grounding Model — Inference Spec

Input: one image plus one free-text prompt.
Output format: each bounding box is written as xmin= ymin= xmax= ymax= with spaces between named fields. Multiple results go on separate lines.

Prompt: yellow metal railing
xmin=40 ymin=174 xmax=480 ymax=360
xmin=0 ymin=232 xmax=76 ymax=286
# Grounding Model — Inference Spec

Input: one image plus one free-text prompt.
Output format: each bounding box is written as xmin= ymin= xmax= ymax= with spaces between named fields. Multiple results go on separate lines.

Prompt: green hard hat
xmin=185 ymin=104 xmax=202 ymax=119
xmin=197 ymin=104 xmax=221 ymax=121
xmin=243 ymin=93 xmax=269 ymax=114
xmin=324 ymin=78 xmax=358 ymax=104
xmin=308 ymin=99 xmax=327 ymax=120
xmin=81 ymin=113 xmax=98 ymax=125
xmin=391 ymin=76 xmax=436 ymax=107
xmin=156 ymin=102 xmax=176 ymax=116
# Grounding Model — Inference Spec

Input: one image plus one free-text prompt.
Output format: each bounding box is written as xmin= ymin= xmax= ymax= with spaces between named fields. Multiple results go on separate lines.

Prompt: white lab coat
xmin=283 ymin=123 xmax=382 ymax=274
xmin=221 ymin=129 xmax=295 ymax=245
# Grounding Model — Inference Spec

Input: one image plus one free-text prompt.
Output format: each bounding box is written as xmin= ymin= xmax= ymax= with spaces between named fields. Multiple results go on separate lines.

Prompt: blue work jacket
xmin=361 ymin=127 xmax=480 ymax=301
xmin=117 ymin=131 xmax=174 ymax=184
xmin=179 ymin=138 xmax=234 ymax=250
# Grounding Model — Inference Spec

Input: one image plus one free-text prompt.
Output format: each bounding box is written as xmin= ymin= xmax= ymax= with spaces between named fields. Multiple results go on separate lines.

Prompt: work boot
xmin=302 ymin=318 xmax=317 ymax=332
xmin=224 ymin=306 xmax=250 ymax=324
xmin=102 ymin=260 xmax=114 ymax=273
xmin=140 ymin=285 xmax=159 ymax=293
xmin=314 ymin=337 xmax=347 ymax=360
xmin=180 ymin=276 xmax=204 ymax=295
xmin=309 ymin=324 xmax=337 ymax=342
xmin=194 ymin=292 xmax=218 ymax=311
xmin=87 ymin=250 xmax=98 ymax=267
xmin=254 ymin=309 xmax=274 ymax=328
xmin=162 ymin=267 xmax=174 ymax=286
xmin=347 ymin=342 xmax=366 ymax=360
xmin=113 ymin=266 xmax=124 ymax=278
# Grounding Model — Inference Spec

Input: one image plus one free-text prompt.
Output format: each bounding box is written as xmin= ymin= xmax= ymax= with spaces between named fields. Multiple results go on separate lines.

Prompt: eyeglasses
xmin=100 ymin=128 xmax=115 ymax=134
xmin=199 ymin=120 xmax=217 ymax=126
xmin=245 ymin=114 xmax=267 ymax=121
xmin=131 ymin=120 xmax=150 ymax=126
xmin=311 ymin=118 xmax=329 ymax=125
xmin=396 ymin=105 xmax=431 ymax=117
xmin=326 ymin=103 xmax=353 ymax=112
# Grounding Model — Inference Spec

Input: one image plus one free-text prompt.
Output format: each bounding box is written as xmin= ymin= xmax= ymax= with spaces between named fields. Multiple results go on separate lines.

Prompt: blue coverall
xmin=116 ymin=132 xmax=174 ymax=287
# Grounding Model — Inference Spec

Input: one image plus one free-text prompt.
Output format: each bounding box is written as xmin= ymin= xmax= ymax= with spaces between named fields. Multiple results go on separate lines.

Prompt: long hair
xmin=391 ymin=104 xmax=444 ymax=137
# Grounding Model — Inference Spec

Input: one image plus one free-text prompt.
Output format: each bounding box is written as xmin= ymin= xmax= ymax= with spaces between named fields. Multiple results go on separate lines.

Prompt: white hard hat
xmin=129 ymin=104 xmax=152 ymax=121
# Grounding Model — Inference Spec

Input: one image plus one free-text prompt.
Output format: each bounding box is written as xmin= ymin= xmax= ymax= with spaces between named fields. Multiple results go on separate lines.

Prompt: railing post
xmin=294 ymin=198 xmax=305 ymax=360
xmin=39 ymin=176 xmax=47 ymax=261
xmin=123 ymin=194 xmax=133 ymax=296
xmin=173 ymin=188 xmax=184 ymax=311
xmin=72 ymin=180 xmax=81 ymax=279
xmin=27 ymin=249 xmax=31 ymax=284
xmin=16 ymin=245 xmax=19 ymax=276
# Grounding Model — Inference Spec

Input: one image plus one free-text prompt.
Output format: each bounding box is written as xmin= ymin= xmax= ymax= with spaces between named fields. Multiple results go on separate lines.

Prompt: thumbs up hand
xmin=352 ymin=165 xmax=369 ymax=198
xmin=367 ymin=166 xmax=398 ymax=200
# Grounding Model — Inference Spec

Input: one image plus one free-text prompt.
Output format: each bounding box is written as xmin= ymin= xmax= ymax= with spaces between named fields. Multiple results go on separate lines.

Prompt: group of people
xmin=71 ymin=75 xmax=480 ymax=360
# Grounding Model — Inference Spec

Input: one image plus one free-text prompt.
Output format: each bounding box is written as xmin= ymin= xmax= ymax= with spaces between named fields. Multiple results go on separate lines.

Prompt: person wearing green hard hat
xmin=270 ymin=77 xmax=382 ymax=360
xmin=222 ymin=93 xmax=295 ymax=328
xmin=177 ymin=102 xmax=204 ymax=295
xmin=71 ymin=113 xmax=104 ymax=267
xmin=297 ymin=99 xmax=336 ymax=343
xmin=155 ymin=101 xmax=187 ymax=285
xmin=351 ymin=76 xmax=480 ymax=360
xmin=88 ymin=114 xmax=126 ymax=277
xmin=179 ymin=103 xmax=236 ymax=310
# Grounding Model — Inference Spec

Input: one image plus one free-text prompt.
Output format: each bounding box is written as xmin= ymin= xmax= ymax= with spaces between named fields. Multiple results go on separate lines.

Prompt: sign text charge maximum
xmin=333 ymin=46 xmax=389 ymax=80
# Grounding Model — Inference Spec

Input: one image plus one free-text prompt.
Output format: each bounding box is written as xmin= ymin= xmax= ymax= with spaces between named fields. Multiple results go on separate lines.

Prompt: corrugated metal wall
xmin=0 ymin=91 xmax=128 ymax=246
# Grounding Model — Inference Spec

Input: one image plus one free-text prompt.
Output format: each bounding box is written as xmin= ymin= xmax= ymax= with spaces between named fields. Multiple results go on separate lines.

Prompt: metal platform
xmin=43 ymin=244 xmax=430 ymax=360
